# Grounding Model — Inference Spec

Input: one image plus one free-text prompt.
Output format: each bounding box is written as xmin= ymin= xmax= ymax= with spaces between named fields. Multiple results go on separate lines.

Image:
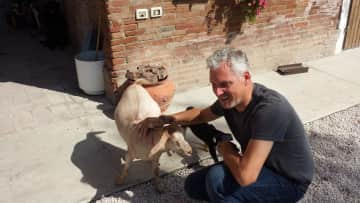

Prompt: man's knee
xmin=184 ymin=163 xmax=230 ymax=201
xmin=206 ymin=164 xmax=226 ymax=183
xmin=205 ymin=164 xmax=227 ymax=193
xmin=184 ymin=171 xmax=208 ymax=201
xmin=184 ymin=175 xmax=194 ymax=197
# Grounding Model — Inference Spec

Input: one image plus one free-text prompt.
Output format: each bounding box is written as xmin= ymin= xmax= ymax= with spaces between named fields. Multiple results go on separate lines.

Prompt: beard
xmin=218 ymin=94 xmax=241 ymax=109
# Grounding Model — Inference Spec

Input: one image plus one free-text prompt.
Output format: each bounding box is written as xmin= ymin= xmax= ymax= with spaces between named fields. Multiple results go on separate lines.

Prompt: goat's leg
xmin=151 ymin=154 xmax=163 ymax=193
xmin=116 ymin=152 xmax=133 ymax=185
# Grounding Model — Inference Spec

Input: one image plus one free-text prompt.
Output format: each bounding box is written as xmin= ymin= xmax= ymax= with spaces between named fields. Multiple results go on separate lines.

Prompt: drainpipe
xmin=335 ymin=0 xmax=352 ymax=54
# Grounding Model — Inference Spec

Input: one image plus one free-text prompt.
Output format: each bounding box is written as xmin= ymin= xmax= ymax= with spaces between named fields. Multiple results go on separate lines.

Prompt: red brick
xmin=277 ymin=9 xmax=294 ymax=15
xmin=285 ymin=13 xmax=296 ymax=18
xmin=109 ymin=1 xmax=129 ymax=7
xmin=163 ymin=7 xmax=176 ymax=13
xmin=270 ymin=5 xmax=287 ymax=12
xmin=111 ymin=38 xmax=125 ymax=46
xmin=112 ymin=65 xmax=129 ymax=74
xmin=123 ymin=36 xmax=138 ymax=44
xmin=125 ymin=43 xmax=145 ymax=51
xmin=109 ymin=26 xmax=121 ymax=33
xmin=163 ymin=13 xmax=176 ymax=21
xmin=136 ymin=28 xmax=145 ymax=35
xmin=123 ymin=18 xmax=136 ymax=25
xmin=176 ymin=22 xmax=194 ymax=30
xmin=187 ymin=27 xmax=206 ymax=34
xmin=109 ymin=22 xmax=121 ymax=33
xmin=107 ymin=7 xmax=122 ymax=13
xmin=111 ymin=45 xmax=125 ymax=52
xmin=125 ymin=30 xmax=137 ymax=37
xmin=112 ymin=51 xmax=126 ymax=58
xmin=123 ymin=24 xmax=137 ymax=31
xmin=152 ymin=38 xmax=174 ymax=46
xmin=286 ymin=2 xmax=297 ymax=9
xmin=111 ymin=36 xmax=138 ymax=45
xmin=308 ymin=14 xmax=326 ymax=21
xmin=294 ymin=21 xmax=308 ymax=29
xmin=125 ymin=28 xmax=145 ymax=36
xmin=112 ymin=57 xmax=126 ymax=65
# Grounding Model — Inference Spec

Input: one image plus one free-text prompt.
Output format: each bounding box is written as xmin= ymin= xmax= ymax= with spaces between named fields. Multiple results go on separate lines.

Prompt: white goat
xmin=114 ymin=80 xmax=192 ymax=192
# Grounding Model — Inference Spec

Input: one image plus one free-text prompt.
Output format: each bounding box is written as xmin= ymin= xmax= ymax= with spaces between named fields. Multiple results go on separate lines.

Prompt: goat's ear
xmin=149 ymin=131 xmax=169 ymax=159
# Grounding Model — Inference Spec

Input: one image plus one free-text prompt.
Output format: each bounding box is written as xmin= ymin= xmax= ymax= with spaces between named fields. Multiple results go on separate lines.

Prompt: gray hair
xmin=206 ymin=47 xmax=250 ymax=75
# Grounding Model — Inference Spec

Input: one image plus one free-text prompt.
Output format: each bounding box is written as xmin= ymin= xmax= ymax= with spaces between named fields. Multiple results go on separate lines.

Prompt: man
xmin=139 ymin=47 xmax=314 ymax=202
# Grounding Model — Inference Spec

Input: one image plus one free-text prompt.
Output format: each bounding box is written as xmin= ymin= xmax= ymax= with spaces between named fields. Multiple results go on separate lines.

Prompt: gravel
xmin=97 ymin=104 xmax=360 ymax=203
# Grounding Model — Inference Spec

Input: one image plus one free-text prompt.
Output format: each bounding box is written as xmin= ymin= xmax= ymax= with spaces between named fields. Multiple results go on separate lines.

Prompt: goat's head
xmin=165 ymin=124 xmax=192 ymax=157
xmin=149 ymin=124 xmax=192 ymax=159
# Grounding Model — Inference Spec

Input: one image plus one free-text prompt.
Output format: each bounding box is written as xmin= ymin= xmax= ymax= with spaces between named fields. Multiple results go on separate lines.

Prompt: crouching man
xmin=139 ymin=47 xmax=314 ymax=202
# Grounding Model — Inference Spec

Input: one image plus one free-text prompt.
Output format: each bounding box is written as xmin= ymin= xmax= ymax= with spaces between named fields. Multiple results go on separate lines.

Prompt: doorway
xmin=344 ymin=0 xmax=360 ymax=49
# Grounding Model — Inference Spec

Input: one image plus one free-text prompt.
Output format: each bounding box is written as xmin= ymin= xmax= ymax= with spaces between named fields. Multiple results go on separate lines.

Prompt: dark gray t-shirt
xmin=211 ymin=83 xmax=314 ymax=188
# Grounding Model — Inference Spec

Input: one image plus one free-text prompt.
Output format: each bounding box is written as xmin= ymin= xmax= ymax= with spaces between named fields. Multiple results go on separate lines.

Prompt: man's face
xmin=209 ymin=62 xmax=245 ymax=109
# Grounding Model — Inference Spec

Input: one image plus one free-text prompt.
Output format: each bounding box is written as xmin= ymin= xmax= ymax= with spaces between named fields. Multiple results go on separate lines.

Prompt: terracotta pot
xmin=143 ymin=79 xmax=175 ymax=112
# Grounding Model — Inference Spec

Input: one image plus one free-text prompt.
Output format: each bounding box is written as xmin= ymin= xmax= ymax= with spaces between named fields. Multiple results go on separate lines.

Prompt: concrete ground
xmin=1 ymin=13 xmax=360 ymax=202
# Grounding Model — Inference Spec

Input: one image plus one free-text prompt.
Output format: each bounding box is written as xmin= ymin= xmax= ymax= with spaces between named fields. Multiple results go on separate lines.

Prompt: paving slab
xmin=304 ymin=47 xmax=360 ymax=86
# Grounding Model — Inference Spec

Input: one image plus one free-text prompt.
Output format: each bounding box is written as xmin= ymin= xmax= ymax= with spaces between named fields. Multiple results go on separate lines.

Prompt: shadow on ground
xmin=71 ymin=132 xmax=127 ymax=201
xmin=71 ymin=131 xmax=202 ymax=202
xmin=0 ymin=22 xmax=115 ymax=120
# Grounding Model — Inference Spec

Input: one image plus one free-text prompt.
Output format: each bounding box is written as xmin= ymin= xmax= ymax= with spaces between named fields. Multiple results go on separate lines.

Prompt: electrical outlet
xmin=136 ymin=9 xmax=149 ymax=20
xmin=150 ymin=7 xmax=163 ymax=18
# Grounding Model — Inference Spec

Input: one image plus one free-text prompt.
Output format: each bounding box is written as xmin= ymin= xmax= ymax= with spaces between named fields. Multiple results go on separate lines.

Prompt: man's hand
xmin=137 ymin=117 xmax=164 ymax=136
xmin=137 ymin=115 xmax=175 ymax=136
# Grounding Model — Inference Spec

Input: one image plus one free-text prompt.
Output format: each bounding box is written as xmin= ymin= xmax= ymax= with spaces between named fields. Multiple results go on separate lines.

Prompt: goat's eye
xmin=176 ymin=141 xmax=180 ymax=147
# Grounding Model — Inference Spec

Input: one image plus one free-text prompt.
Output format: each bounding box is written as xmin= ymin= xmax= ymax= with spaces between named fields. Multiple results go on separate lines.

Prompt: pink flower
xmin=259 ymin=0 xmax=267 ymax=7
xmin=256 ymin=0 xmax=267 ymax=16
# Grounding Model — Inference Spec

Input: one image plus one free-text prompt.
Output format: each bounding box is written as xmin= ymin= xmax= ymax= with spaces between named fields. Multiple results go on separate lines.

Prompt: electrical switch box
xmin=150 ymin=7 xmax=163 ymax=18
xmin=136 ymin=9 xmax=149 ymax=20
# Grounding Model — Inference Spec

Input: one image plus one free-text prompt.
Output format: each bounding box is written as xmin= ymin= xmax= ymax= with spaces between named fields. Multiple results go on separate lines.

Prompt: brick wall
xmin=103 ymin=0 xmax=342 ymax=103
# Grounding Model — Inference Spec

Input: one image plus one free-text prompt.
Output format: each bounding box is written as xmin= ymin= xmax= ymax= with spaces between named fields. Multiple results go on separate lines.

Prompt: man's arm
xmin=218 ymin=139 xmax=273 ymax=186
xmin=139 ymin=106 xmax=220 ymax=136
xmin=171 ymin=106 xmax=220 ymax=126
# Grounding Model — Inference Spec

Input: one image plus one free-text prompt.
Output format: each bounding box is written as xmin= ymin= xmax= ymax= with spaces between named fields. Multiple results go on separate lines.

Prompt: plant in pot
xmin=116 ymin=65 xmax=175 ymax=113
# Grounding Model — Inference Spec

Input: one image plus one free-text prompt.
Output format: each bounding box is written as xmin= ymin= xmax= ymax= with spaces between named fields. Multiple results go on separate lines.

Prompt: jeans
xmin=184 ymin=163 xmax=306 ymax=203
